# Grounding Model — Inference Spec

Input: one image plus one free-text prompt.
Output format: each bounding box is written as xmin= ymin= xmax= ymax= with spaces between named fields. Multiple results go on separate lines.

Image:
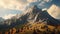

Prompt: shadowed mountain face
xmin=0 ymin=5 xmax=60 ymax=30
xmin=20 ymin=5 xmax=60 ymax=26
xmin=42 ymin=11 xmax=60 ymax=26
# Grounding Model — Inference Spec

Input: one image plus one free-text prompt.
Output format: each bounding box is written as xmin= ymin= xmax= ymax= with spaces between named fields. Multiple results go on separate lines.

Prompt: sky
xmin=0 ymin=0 xmax=60 ymax=19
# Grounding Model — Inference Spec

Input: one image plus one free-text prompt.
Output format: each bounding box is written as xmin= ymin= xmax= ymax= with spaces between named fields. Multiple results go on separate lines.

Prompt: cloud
xmin=26 ymin=0 xmax=52 ymax=9
xmin=44 ymin=0 xmax=52 ymax=2
xmin=27 ymin=0 xmax=52 ymax=3
xmin=0 ymin=0 xmax=52 ymax=11
xmin=27 ymin=0 xmax=37 ymax=3
xmin=2 ymin=14 xmax=16 ymax=19
xmin=38 ymin=0 xmax=52 ymax=7
xmin=0 ymin=0 xmax=52 ymax=19
xmin=47 ymin=4 xmax=60 ymax=19
xmin=0 ymin=0 xmax=28 ymax=11
xmin=0 ymin=8 xmax=22 ymax=17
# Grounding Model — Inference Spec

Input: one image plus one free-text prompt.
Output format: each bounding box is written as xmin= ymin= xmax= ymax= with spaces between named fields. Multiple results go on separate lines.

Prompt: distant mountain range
xmin=0 ymin=5 xmax=60 ymax=30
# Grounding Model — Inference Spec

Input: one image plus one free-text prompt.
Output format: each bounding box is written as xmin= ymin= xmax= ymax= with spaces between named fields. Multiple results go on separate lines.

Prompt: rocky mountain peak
xmin=0 ymin=5 xmax=60 ymax=29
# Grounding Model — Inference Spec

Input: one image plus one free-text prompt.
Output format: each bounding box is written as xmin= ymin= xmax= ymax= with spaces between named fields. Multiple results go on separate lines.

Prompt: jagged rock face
xmin=27 ymin=5 xmax=43 ymax=22
xmin=25 ymin=5 xmax=47 ymax=22
xmin=20 ymin=5 xmax=60 ymax=26
xmin=7 ymin=5 xmax=59 ymax=27
xmin=0 ymin=5 xmax=60 ymax=30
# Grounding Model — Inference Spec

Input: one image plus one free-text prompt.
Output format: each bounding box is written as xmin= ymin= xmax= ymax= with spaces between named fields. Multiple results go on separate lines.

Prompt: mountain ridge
xmin=0 ymin=5 xmax=60 ymax=30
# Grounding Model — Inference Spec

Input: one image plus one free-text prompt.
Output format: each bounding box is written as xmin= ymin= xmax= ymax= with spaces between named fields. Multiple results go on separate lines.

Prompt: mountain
xmin=9 ymin=5 xmax=60 ymax=27
xmin=21 ymin=5 xmax=60 ymax=26
xmin=0 ymin=5 xmax=60 ymax=30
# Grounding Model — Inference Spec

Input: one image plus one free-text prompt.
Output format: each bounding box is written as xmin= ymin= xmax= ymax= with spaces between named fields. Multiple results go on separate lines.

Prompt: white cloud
xmin=27 ymin=0 xmax=37 ymax=3
xmin=38 ymin=1 xmax=45 ymax=6
xmin=2 ymin=14 xmax=16 ymax=19
xmin=44 ymin=0 xmax=52 ymax=2
xmin=0 ymin=0 xmax=28 ymax=11
xmin=27 ymin=0 xmax=52 ymax=3
xmin=38 ymin=0 xmax=52 ymax=7
xmin=0 ymin=0 xmax=52 ymax=19
xmin=0 ymin=0 xmax=52 ymax=11
xmin=47 ymin=4 xmax=60 ymax=19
